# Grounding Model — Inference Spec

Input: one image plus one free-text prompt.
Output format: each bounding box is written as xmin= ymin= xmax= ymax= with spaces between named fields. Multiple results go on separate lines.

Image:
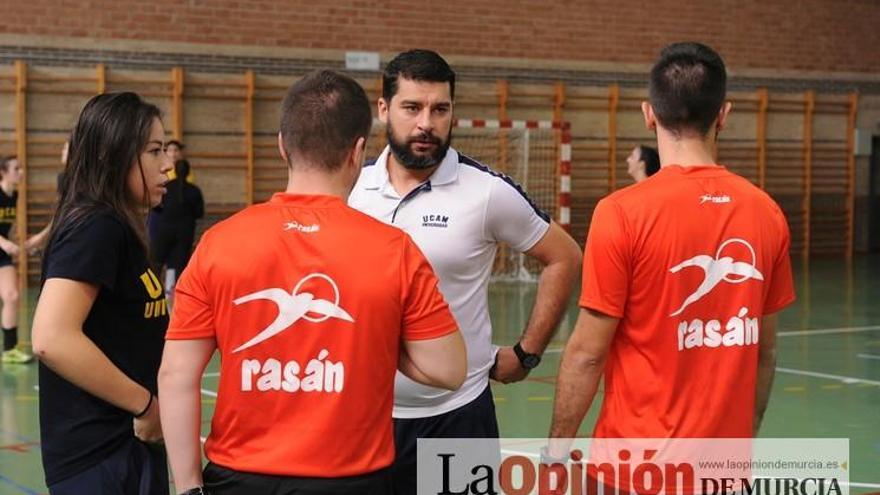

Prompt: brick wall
xmin=1 ymin=0 xmax=878 ymax=74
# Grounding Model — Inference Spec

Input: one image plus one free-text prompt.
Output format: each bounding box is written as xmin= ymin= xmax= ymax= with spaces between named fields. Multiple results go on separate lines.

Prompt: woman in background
xmin=0 ymin=155 xmax=33 ymax=364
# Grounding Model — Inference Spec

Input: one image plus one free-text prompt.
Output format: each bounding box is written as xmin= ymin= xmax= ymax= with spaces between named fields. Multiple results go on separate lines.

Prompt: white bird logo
xmin=669 ymin=238 xmax=764 ymax=316
xmin=232 ymin=273 xmax=354 ymax=353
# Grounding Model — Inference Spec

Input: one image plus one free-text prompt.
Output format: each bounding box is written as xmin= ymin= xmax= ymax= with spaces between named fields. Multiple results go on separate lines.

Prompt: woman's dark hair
xmin=49 ymin=92 xmax=161 ymax=254
xmin=638 ymin=146 xmax=661 ymax=177
xmin=165 ymin=159 xmax=190 ymax=205
xmin=0 ymin=155 xmax=17 ymax=177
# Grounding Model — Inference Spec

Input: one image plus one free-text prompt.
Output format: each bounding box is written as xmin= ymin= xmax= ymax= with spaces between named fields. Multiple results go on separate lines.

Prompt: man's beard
xmin=386 ymin=123 xmax=452 ymax=170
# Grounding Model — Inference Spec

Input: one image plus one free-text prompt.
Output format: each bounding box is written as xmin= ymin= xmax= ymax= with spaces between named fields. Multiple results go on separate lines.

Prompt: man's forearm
xmin=159 ymin=339 xmax=215 ymax=492
xmin=754 ymin=352 xmax=777 ymax=435
xmin=754 ymin=314 xmax=779 ymax=436
xmin=520 ymin=258 xmax=578 ymax=353
xmin=549 ymin=347 xmax=604 ymax=439
xmin=159 ymin=372 xmax=204 ymax=491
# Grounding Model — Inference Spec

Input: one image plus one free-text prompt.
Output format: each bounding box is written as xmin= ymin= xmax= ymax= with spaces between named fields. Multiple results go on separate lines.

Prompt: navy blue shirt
xmin=38 ymin=210 xmax=168 ymax=485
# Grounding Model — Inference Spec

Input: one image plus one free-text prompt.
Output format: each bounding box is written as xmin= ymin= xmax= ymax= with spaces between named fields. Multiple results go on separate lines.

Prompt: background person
xmin=626 ymin=144 xmax=660 ymax=182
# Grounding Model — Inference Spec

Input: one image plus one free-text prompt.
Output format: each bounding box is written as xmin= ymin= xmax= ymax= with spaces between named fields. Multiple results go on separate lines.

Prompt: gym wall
xmin=1 ymin=0 xmax=878 ymax=284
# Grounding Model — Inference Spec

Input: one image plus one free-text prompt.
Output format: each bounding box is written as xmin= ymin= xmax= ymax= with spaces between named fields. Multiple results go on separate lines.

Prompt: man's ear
xmin=351 ymin=136 xmax=366 ymax=170
xmin=642 ymin=101 xmax=657 ymax=132
xmin=277 ymin=132 xmax=289 ymax=164
xmin=378 ymin=97 xmax=389 ymax=124
xmin=716 ymin=101 xmax=733 ymax=132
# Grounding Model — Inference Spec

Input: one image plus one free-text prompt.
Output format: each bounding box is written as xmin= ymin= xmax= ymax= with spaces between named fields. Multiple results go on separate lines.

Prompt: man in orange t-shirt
xmin=549 ymin=42 xmax=795 ymax=450
xmin=158 ymin=70 xmax=466 ymax=495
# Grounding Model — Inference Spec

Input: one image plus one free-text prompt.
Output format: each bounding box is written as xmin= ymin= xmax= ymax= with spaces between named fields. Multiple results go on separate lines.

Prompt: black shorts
xmin=204 ymin=462 xmax=392 ymax=495
xmin=0 ymin=251 xmax=12 ymax=268
xmin=47 ymin=438 xmax=168 ymax=495
xmin=392 ymin=385 xmax=500 ymax=495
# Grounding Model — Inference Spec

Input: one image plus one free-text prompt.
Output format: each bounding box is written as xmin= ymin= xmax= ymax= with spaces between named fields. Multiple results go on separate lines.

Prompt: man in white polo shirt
xmin=349 ymin=49 xmax=582 ymax=494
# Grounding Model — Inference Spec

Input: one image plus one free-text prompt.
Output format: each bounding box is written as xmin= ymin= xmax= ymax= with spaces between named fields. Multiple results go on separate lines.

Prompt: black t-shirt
xmin=148 ymin=181 xmax=204 ymax=233
xmin=0 ymin=187 xmax=17 ymax=239
xmin=38 ymin=210 xmax=169 ymax=485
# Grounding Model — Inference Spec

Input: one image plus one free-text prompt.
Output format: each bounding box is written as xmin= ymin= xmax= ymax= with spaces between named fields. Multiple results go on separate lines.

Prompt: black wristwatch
xmin=178 ymin=488 xmax=207 ymax=495
xmin=513 ymin=341 xmax=541 ymax=369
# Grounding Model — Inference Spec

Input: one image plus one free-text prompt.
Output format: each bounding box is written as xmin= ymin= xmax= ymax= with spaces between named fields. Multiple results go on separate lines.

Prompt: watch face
xmin=523 ymin=355 xmax=541 ymax=369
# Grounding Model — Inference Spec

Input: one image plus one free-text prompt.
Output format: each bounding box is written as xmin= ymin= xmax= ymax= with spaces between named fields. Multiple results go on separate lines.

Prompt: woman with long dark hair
xmin=31 ymin=92 xmax=173 ymax=494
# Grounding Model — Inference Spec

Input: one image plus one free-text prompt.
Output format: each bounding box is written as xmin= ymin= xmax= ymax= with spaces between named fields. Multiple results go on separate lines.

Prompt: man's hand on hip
xmin=490 ymin=346 xmax=529 ymax=384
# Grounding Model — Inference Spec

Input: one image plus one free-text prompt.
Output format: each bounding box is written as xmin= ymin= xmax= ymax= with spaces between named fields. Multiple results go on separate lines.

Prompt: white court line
xmin=778 ymin=325 xmax=880 ymax=337
xmin=849 ymin=482 xmax=880 ymax=488
xmin=775 ymin=367 xmax=880 ymax=386
xmin=857 ymin=353 xmax=880 ymax=361
xmin=543 ymin=325 xmax=880 ymax=355
xmin=200 ymin=388 xmax=217 ymax=397
xmin=203 ymin=372 xmax=220 ymax=377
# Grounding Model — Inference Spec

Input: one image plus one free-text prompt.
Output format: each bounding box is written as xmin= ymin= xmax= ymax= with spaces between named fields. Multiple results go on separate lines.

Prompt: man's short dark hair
xmin=280 ymin=70 xmax=372 ymax=171
xmin=382 ymin=49 xmax=456 ymax=102
xmin=649 ymin=42 xmax=727 ymax=137
xmin=639 ymin=146 xmax=661 ymax=177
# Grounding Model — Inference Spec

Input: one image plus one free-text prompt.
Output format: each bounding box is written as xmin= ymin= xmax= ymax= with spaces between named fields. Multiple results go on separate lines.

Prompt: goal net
xmin=367 ymin=119 xmax=570 ymax=282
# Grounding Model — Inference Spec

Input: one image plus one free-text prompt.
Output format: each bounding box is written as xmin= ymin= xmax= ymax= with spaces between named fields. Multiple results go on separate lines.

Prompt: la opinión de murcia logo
xmin=232 ymin=273 xmax=354 ymax=353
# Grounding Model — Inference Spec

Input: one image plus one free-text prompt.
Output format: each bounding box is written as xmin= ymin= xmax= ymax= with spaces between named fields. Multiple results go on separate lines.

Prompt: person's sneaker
xmin=2 ymin=348 xmax=34 ymax=364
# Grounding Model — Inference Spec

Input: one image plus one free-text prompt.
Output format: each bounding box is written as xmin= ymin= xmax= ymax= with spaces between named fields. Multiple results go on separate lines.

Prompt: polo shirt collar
xmin=365 ymin=146 xmax=460 ymax=191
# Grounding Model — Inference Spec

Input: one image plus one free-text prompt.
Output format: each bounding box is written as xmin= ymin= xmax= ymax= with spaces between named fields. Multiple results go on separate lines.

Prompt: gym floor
xmin=0 ymin=255 xmax=878 ymax=494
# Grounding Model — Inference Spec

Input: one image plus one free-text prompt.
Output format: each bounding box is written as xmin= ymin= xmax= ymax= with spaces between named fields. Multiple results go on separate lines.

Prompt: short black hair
xmin=279 ymin=70 xmax=372 ymax=171
xmin=649 ymin=42 xmax=727 ymax=137
xmin=383 ymin=49 xmax=456 ymax=101
xmin=639 ymin=146 xmax=661 ymax=176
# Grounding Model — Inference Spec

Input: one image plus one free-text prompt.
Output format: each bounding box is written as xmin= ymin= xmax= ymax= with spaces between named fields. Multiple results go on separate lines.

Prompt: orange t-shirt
xmin=580 ymin=165 xmax=796 ymax=438
xmin=166 ymin=193 xmax=458 ymax=477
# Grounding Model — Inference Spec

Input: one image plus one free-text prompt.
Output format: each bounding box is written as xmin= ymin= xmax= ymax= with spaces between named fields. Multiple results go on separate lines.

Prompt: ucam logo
xmin=233 ymin=273 xmax=353 ymax=393
xmin=669 ymin=239 xmax=764 ymax=351
xmin=422 ymin=213 xmax=449 ymax=228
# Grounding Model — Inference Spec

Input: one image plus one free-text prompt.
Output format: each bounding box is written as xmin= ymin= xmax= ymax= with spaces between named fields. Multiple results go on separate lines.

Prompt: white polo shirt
xmin=349 ymin=146 xmax=550 ymax=418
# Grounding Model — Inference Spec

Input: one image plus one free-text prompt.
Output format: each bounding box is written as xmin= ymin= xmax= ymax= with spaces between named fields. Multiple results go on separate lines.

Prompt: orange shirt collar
xmin=269 ymin=193 xmax=345 ymax=207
